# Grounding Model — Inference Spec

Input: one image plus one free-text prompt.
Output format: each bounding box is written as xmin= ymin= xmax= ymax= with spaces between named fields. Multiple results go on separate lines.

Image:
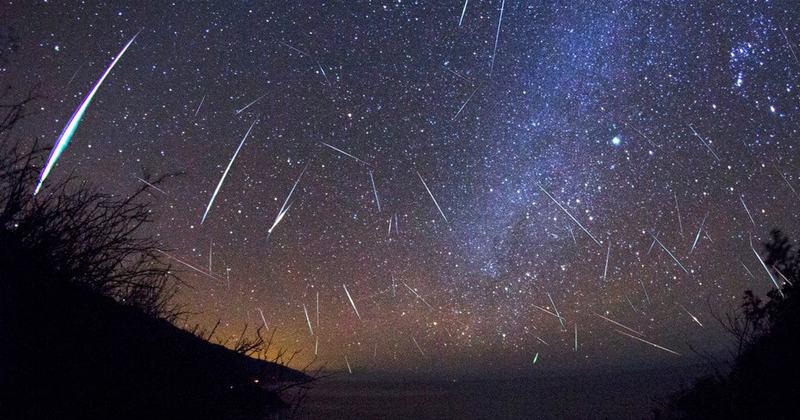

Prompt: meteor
xmin=235 ymin=93 xmax=267 ymax=115
xmin=417 ymin=171 xmax=448 ymax=223
xmin=134 ymin=176 xmax=167 ymax=195
xmin=194 ymin=93 xmax=206 ymax=117
xmin=369 ymin=170 xmax=381 ymax=212
xmin=537 ymin=183 xmax=601 ymax=246
xmin=268 ymin=163 xmax=309 ymax=236
xmin=750 ymin=235 xmax=784 ymax=297
xmin=651 ymin=233 xmax=689 ymax=274
xmin=458 ymin=0 xmax=469 ymax=27
xmin=201 ymin=120 xmax=257 ymax=224
xmin=593 ymin=312 xmax=644 ymax=337
xmin=489 ymin=0 xmax=505 ymax=75
xmin=677 ymin=303 xmax=703 ymax=327
xmin=35 ymin=31 xmax=140 ymax=195
xmin=343 ymin=283 xmax=361 ymax=319
xmin=412 ymin=336 xmax=425 ymax=356
xmin=615 ymin=329 xmax=681 ymax=356
xmin=303 ymin=304 xmax=314 ymax=335
xmin=319 ymin=141 xmax=372 ymax=166
xmin=547 ymin=292 xmax=566 ymax=330
xmin=257 ymin=307 xmax=269 ymax=331
xmin=690 ymin=213 xmax=708 ymax=254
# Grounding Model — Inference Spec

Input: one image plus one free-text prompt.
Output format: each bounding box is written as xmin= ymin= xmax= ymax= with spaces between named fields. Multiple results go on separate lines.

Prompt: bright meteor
xmin=200 ymin=120 xmax=257 ymax=224
xmin=35 ymin=31 xmax=140 ymax=195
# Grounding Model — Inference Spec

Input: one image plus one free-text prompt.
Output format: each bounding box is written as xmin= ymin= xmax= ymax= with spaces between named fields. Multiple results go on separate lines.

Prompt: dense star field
xmin=4 ymin=0 xmax=800 ymax=376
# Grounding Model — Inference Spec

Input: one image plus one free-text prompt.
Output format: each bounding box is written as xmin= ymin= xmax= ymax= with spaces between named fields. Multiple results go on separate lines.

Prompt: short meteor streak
xmin=344 ymin=355 xmax=353 ymax=374
xmin=417 ymin=171 xmax=448 ymax=223
xmin=574 ymin=324 xmax=578 ymax=352
xmin=303 ymin=304 xmax=314 ymax=335
xmin=740 ymin=195 xmax=756 ymax=226
xmin=615 ymin=329 xmax=681 ymax=356
xmin=547 ymin=292 xmax=566 ymax=330
xmin=639 ymin=279 xmax=651 ymax=305
xmin=369 ymin=170 xmax=381 ymax=212
xmin=677 ymin=303 xmax=703 ymax=327
xmin=489 ymin=0 xmax=505 ymax=75
xmin=458 ymin=0 xmax=469 ymax=26
xmin=411 ymin=336 xmax=425 ymax=356
xmin=156 ymin=249 xmax=220 ymax=281
xmin=593 ymin=312 xmax=644 ymax=336
xmin=652 ymin=234 xmax=689 ymax=273
xmin=688 ymin=124 xmax=720 ymax=162
xmin=452 ymin=87 xmax=479 ymax=120
xmin=319 ymin=141 xmax=372 ymax=166
xmin=751 ymin=236 xmax=784 ymax=297
xmin=194 ymin=93 xmax=206 ymax=117
xmin=531 ymin=304 xmax=565 ymax=323
xmin=404 ymin=282 xmax=433 ymax=309
xmin=537 ymin=183 xmax=601 ymax=246
xmin=674 ymin=191 xmax=683 ymax=236
xmin=35 ymin=31 xmax=140 ymax=195
xmin=235 ymin=93 xmax=267 ymax=115
xmin=201 ymin=120 xmax=257 ymax=224
xmin=690 ymin=213 xmax=708 ymax=254
xmin=257 ymin=307 xmax=269 ymax=330
xmin=135 ymin=176 xmax=167 ymax=195
xmin=268 ymin=163 xmax=309 ymax=236
xmin=343 ymin=283 xmax=361 ymax=319
xmin=603 ymin=241 xmax=611 ymax=282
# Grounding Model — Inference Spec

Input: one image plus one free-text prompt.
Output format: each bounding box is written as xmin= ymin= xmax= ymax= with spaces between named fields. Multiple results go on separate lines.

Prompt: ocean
xmin=295 ymin=366 xmax=700 ymax=419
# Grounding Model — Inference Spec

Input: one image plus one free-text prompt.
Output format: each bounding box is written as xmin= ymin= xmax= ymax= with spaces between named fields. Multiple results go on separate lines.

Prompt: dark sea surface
xmin=297 ymin=366 xmax=701 ymax=419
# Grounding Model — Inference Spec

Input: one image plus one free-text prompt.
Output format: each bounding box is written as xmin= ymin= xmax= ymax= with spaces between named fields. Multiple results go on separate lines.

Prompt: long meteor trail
xmin=201 ymin=120 xmax=257 ymax=224
xmin=35 ymin=31 xmax=140 ymax=195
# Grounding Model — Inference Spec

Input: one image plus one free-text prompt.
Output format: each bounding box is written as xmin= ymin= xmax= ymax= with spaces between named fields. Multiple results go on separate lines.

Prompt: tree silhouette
xmin=658 ymin=229 xmax=800 ymax=419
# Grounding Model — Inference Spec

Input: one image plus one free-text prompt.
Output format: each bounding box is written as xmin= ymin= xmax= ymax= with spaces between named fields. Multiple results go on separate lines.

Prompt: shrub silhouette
xmin=658 ymin=230 xmax=800 ymax=419
xmin=0 ymin=87 xmax=313 ymax=419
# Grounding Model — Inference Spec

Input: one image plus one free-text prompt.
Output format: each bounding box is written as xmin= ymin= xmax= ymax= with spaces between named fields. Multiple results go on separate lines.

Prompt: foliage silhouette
xmin=0 ymin=82 xmax=316 ymax=419
xmin=657 ymin=229 xmax=800 ymax=419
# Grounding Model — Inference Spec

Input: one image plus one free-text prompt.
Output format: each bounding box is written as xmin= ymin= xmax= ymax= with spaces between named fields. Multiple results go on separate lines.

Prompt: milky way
xmin=5 ymin=0 xmax=800 ymax=376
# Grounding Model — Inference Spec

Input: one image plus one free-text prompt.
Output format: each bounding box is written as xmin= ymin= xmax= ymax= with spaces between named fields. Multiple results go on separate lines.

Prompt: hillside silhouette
xmin=0 ymin=89 xmax=312 ymax=419
xmin=657 ymin=230 xmax=800 ymax=419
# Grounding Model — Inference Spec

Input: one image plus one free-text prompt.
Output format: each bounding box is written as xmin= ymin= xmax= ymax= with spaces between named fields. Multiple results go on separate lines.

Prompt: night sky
xmin=4 ymin=0 xmax=800 ymax=377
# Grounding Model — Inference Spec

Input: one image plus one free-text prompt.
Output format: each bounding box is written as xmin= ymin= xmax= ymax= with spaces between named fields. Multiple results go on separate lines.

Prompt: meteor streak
xmin=417 ymin=171 xmax=448 ymax=223
xmin=751 ymin=235 xmax=784 ymax=297
xmin=194 ymin=93 xmax=206 ymax=117
xmin=593 ymin=312 xmax=644 ymax=336
xmin=319 ymin=141 xmax=372 ymax=166
xmin=369 ymin=170 xmax=381 ymax=212
xmin=489 ymin=0 xmax=505 ymax=75
xmin=35 ymin=31 xmax=140 ymax=195
xmin=201 ymin=120 xmax=257 ymax=224
xmin=235 ymin=93 xmax=267 ymax=115
xmin=690 ymin=213 xmax=708 ymax=254
xmin=651 ymin=234 xmax=689 ymax=273
xmin=615 ymin=329 xmax=681 ymax=356
xmin=537 ymin=183 xmax=601 ymax=246
xmin=135 ymin=176 xmax=167 ymax=195
xmin=343 ymin=283 xmax=361 ymax=319
xmin=268 ymin=163 xmax=309 ymax=236
xmin=303 ymin=304 xmax=314 ymax=335
xmin=257 ymin=307 xmax=269 ymax=331
xmin=458 ymin=0 xmax=469 ymax=27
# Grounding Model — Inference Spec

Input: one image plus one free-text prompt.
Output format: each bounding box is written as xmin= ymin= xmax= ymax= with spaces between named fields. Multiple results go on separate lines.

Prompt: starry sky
xmin=3 ymin=0 xmax=800 ymax=377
